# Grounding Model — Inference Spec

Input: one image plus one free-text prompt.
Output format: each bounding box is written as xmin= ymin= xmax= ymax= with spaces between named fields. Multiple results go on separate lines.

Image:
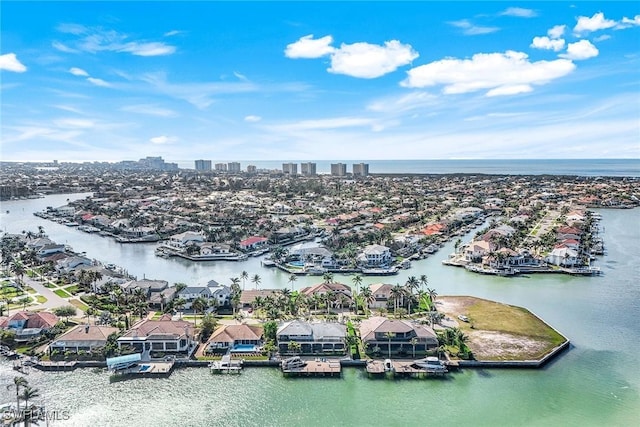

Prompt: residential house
xmin=545 ymin=247 xmax=579 ymax=267
xmin=464 ymin=240 xmax=494 ymax=263
xmin=358 ymin=244 xmax=392 ymax=267
xmin=239 ymin=236 xmax=268 ymax=251
xmin=0 ymin=311 xmax=58 ymax=342
xmin=56 ymin=255 xmax=92 ymax=273
xmin=368 ymin=283 xmax=393 ymax=309
xmin=276 ymin=320 xmax=346 ymax=355
xmin=117 ymin=315 xmax=196 ymax=360
xmin=205 ymin=324 xmax=263 ymax=354
xmin=359 ymin=317 xmax=439 ymax=357
xmin=166 ymin=231 xmax=205 ymax=249
xmin=300 ymin=282 xmax=353 ymax=307
xmin=49 ymin=324 xmax=119 ymax=355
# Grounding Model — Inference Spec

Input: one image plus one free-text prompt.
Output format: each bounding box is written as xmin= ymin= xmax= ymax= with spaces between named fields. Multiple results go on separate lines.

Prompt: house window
xmin=165 ymin=342 xmax=177 ymax=350
xmin=152 ymin=342 xmax=164 ymax=350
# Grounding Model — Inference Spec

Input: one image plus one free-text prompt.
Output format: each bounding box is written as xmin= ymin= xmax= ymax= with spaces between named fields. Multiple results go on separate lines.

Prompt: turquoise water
xmin=1 ymin=194 xmax=639 ymax=426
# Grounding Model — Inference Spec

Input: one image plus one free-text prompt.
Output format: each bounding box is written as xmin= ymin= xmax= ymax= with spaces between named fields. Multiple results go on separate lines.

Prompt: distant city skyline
xmin=1 ymin=2 xmax=639 ymax=162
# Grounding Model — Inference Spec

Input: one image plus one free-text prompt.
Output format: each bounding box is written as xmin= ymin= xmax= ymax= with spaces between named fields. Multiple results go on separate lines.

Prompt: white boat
xmin=458 ymin=314 xmax=470 ymax=322
xmin=412 ymin=356 xmax=448 ymax=373
xmin=281 ymin=356 xmax=306 ymax=370
xmin=383 ymin=359 xmax=394 ymax=372
xmin=210 ymin=354 xmax=242 ymax=373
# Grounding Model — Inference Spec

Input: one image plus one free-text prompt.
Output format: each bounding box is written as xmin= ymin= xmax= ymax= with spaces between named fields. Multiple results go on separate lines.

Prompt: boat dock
xmin=210 ymin=355 xmax=243 ymax=374
xmin=282 ymin=358 xmax=342 ymax=377
xmin=366 ymin=359 xmax=455 ymax=378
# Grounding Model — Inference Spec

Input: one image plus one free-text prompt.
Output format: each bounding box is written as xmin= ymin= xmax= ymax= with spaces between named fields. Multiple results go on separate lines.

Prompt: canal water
xmin=1 ymin=194 xmax=639 ymax=426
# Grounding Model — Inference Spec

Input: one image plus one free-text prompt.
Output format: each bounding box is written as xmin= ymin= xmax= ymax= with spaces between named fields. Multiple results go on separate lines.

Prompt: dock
xmin=282 ymin=358 xmax=342 ymax=377
xmin=366 ymin=359 xmax=452 ymax=378
xmin=210 ymin=354 xmax=243 ymax=374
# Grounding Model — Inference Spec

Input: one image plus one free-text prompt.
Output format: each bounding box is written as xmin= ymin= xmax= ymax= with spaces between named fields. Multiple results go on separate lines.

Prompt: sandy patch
xmin=467 ymin=330 xmax=548 ymax=360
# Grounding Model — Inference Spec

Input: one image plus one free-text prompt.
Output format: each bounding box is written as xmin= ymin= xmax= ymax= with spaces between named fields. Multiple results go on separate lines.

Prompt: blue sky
xmin=1 ymin=1 xmax=639 ymax=162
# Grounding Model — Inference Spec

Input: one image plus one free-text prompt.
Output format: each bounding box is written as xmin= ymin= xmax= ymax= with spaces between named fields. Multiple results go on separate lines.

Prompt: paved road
xmin=20 ymin=275 xmax=76 ymax=311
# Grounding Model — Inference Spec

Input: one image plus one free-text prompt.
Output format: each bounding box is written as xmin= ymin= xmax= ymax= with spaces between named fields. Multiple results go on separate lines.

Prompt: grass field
xmin=54 ymin=289 xmax=72 ymax=298
xmin=69 ymin=299 xmax=89 ymax=312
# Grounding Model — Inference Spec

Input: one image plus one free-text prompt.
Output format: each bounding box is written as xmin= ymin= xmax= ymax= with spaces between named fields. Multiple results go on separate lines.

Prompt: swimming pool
xmin=231 ymin=344 xmax=258 ymax=352
xmin=287 ymin=261 xmax=304 ymax=267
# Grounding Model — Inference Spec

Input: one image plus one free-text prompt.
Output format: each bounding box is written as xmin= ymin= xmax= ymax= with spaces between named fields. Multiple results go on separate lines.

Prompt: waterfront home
xmin=368 ymin=283 xmax=394 ymax=310
xmin=49 ymin=324 xmax=119 ymax=356
xmin=276 ymin=320 xmax=346 ymax=355
xmin=358 ymin=244 xmax=392 ymax=268
xmin=122 ymin=278 xmax=169 ymax=296
xmin=359 ymin=317 xmax=439 ymax=357
xmin=300 ymin=282 xmax=353 ymax=300
xmin=205 ymin=324 xmax=263 ymax=354
xmin=239 ymin=236 xmax=268 ymax=251
xmin=464 ymin=240 xmax=494 ymax=263
xmin=36 ymin=243 xmax=66 ymax=258
xmin=56 ymin=255 xmax=92 ymax=273
xmin=117 ymin=315 xmax=197 ymax=359
xmin=177 ymin=281 xmax=230 ymax=310
xmin=166 ymin=231 xmax=205 ymax=249
xmin=545 ymin=247 xmax=579 ymax=266
xmin=239 ymin=289 xmax=279 ymax=309
xmin=0 ymin=311 xmax=58 ymax=342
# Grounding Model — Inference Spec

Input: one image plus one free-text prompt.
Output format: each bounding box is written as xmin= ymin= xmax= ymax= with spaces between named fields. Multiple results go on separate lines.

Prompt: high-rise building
xmin=215 ymin=163 xmax=228 ymax=172
xmin=331 ymin=163 xmax=347 ymax=176
xmin=300 ymin=162 xmax=317 ymax=176
xmin=247 ymin=165 xmax=257 ymax=173
xmin=282 ymin=163 xmax=298 ymax=175
xmin=195 ymin=159 xmax=212 ymax=171
xmin=228 ymin=162 xmax=241 ymax=173
xmin=352 ymin=163 xmax=369 ymax=177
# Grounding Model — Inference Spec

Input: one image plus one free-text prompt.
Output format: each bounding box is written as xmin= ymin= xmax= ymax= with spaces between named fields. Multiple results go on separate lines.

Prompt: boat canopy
xmin=106 ymin=353 xmax=141 ymax=371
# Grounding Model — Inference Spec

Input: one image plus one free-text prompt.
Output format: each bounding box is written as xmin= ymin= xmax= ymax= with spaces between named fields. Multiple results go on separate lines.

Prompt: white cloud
xmin=560 ymin=40 xmax=599 ymax=60
xmin=449 ymin=20 xmax=500 ymax=35
xmin=164 ymin=30 xmax=183 ymax=37
xmin=574 ymin=12 xmax=616 ymax=34
xmin=244 ymin=115 xmax=262 ymax=122
xmin=328 ymin=40 xmax=419 ymax=79
xmin=593 ymin=34 xmax=611 ymax=42
xmin=531 ymin=36 xmax=565 ymax=51
xmin=69 ymin=67 xmax=88 ymax=76
xmin=0 ymin=53 xmax=27 ymax=72
xmin=367 ymin=91 xmax=438 ymax=114
xmin=150 ymin=135 xmax=176 ymax=144
xmin=120 ymin=104 xmax=178 ymax=117
xmin=548 ymin=25 xmax=566 ymax=39
xmin=55 ymin=24 xmax=176 ymax=57
xmin=52 ymin=41 xmax=80 ymax=53
xmin=54 ymin=118 xmax=95 ymax=128
xmin=87 ymin=77 xmax=111 ymax=87
xmin=118 ymin=42 xmax=176 ymax=56
xmin=618 ymin=15 xmax=640 ymax=29
xmin=267 ymin=117 xmax=376 ymax=132
xmin=285 ymin=35 xmax=335 ymax=58
xmin=501 ymin=7 xmax=537 ymax=18
xmin=402 ymin=51 xmax=576 ymax=96
xmin=234 ymin=71 xmax=248 ymax=81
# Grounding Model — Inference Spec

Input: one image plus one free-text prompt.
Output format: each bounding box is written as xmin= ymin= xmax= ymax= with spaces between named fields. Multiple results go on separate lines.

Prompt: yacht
xmin=412 ymin=356 xmax=447 ymax=373
xmin=281 ymin=356 xmax=306 ymax=370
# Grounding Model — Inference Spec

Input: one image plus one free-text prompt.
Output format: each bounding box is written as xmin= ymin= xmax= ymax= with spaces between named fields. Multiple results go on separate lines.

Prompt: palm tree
xmin=384 ymin=331 xmax=394 ymax=358
xmin=410 ymin=337 xmax=419 ymax=358
xmin=8 ymin=376 xmax=28 ymax=412
xmin=287 ymin=274 xmax=297 ymax=291
xmin=240 ymin=270 xmax=249 ymax=291
xmin=427 ymin=288 xmax=438 ymax=309
xmin=251 ymin=274 xmax=261 ymax=290
xmin=324 ymin=290 xmax=335 ymax=315
xmin=10 ymin=261 xmax=25 ymax=286
xmin=20 ymin=385 xmax=40 ymax=413
xmin=419 ymin=274 xmax=428 ymax=292
xmin=18 ymin=296 xmax=30 ymax=311
xmin=191 ymin=297 xmax=208 ymax=326
xmin=390 ymin=285 xmax=403 ymax=317
xmin=322 ymin=272 xmax=334 ymax=284
xmin=359 ymin=286 xmax=374 ymax=315
xmin=351 ymin=275 xmax=363 ymax=314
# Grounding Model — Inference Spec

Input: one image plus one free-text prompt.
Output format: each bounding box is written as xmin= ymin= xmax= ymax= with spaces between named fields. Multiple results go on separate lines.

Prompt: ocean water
xmin=175 ymin=159 xmax=640 ymax=177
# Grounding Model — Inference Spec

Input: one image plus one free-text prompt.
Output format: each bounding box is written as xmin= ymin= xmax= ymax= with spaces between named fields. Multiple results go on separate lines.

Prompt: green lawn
xmin=69 ymin=299 xmax=89 ymax=312
xmin=36 ymin=295 xmax=47 ymax=304
xmin=25 ymin=286 xmax=37 ymax=294
xmin=64 ymin=285 xmax=80 ymax=295
xmin=54 ymin=289 xmax=72 ymax=298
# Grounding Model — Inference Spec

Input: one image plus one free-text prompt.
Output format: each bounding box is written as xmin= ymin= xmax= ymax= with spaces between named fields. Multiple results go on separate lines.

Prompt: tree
xmin=287 ymin=274 xmax=297 ymax=291
xmin=240 ymin=270 xmax=249 ymax=291
xmin=427 ymin=288 xmax=438 ymax=309
xmin=18 ymin=296 xmax=30 ymax=311
xmin=419 ymin=274 xmax=428 ymax=292
xmin=10 ymin=261 xmax=25 ymax=286
xmin=322 ymin=272 xmax=334 ymax=284
xmin=287 ymin=340 xmax=301 ymax=355
xmin=263 ymin=320 xmax=278 ymax=342
xmin=173 ymin=298 xmax=186 ymax=319
xmin=351 ymin=275 xmax=363 ymax=314
xmin=199 ymin=314 xmax=218 ymax=342
xmin=384 ymin=331 xmax=394 ymax=358
xmin=53 ymin=305 xmax=77 ymax=324
xmin=410 ymin=337 xmax=419 ymax=358
xmin=191 ymin=297 xmax=208 ymax=326
xmin=359 ymin=286 xmax=374 ymax=315
xmin=7 ymin=376 xmax=28 ymax=413
xmin=20 ymin=385 xmax=40 ymax=413
xmin=251 ymin=274 xmax=261 ymax=290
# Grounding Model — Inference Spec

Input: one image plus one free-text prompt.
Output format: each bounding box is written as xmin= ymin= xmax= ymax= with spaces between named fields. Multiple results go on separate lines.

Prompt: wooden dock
xmin=366 ymin=360 xmax=450 ymax=378
xmin=282 ymin=359 xmax=342 ymax=377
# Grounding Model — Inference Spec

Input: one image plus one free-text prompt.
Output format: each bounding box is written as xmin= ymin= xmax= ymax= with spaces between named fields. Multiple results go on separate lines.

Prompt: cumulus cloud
xmin=87 ymin=77 xmax=111 ymax=87
xmin=285 ymin=35 xmax=335 ymax=58
xmin=574 ymin=12 xmax=616 ymax=34
xmin=619 ymin=15 xmax=640 ymax=28
xmin=501 ymin=7 xmax=537 ymax=18
xmin=244 ymin=115 xmax=262 ymax=122
xmin=560 ymin=40 xmax=599 ymax=60
xmin=402 ymin=51 xmax=576 ymax=97
xmin=531 ymin=36 xmax=565 ymax=51
xmin=328 ymin=40 xmax=419 ymax=78
xmin=69 ymin=67 xmax=88 ymax=76
xmin=0 ymin=53 xmax=27 ymax=72
xmin=150 ymin=135 xmax=176 ymax=144
xmin=548 ymin=25 xmax=566 ymax=39
xmin=285 ymin=35 xmax=418 ymax=78
xmin=449 ymin=19 xmax=500 ymax=35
